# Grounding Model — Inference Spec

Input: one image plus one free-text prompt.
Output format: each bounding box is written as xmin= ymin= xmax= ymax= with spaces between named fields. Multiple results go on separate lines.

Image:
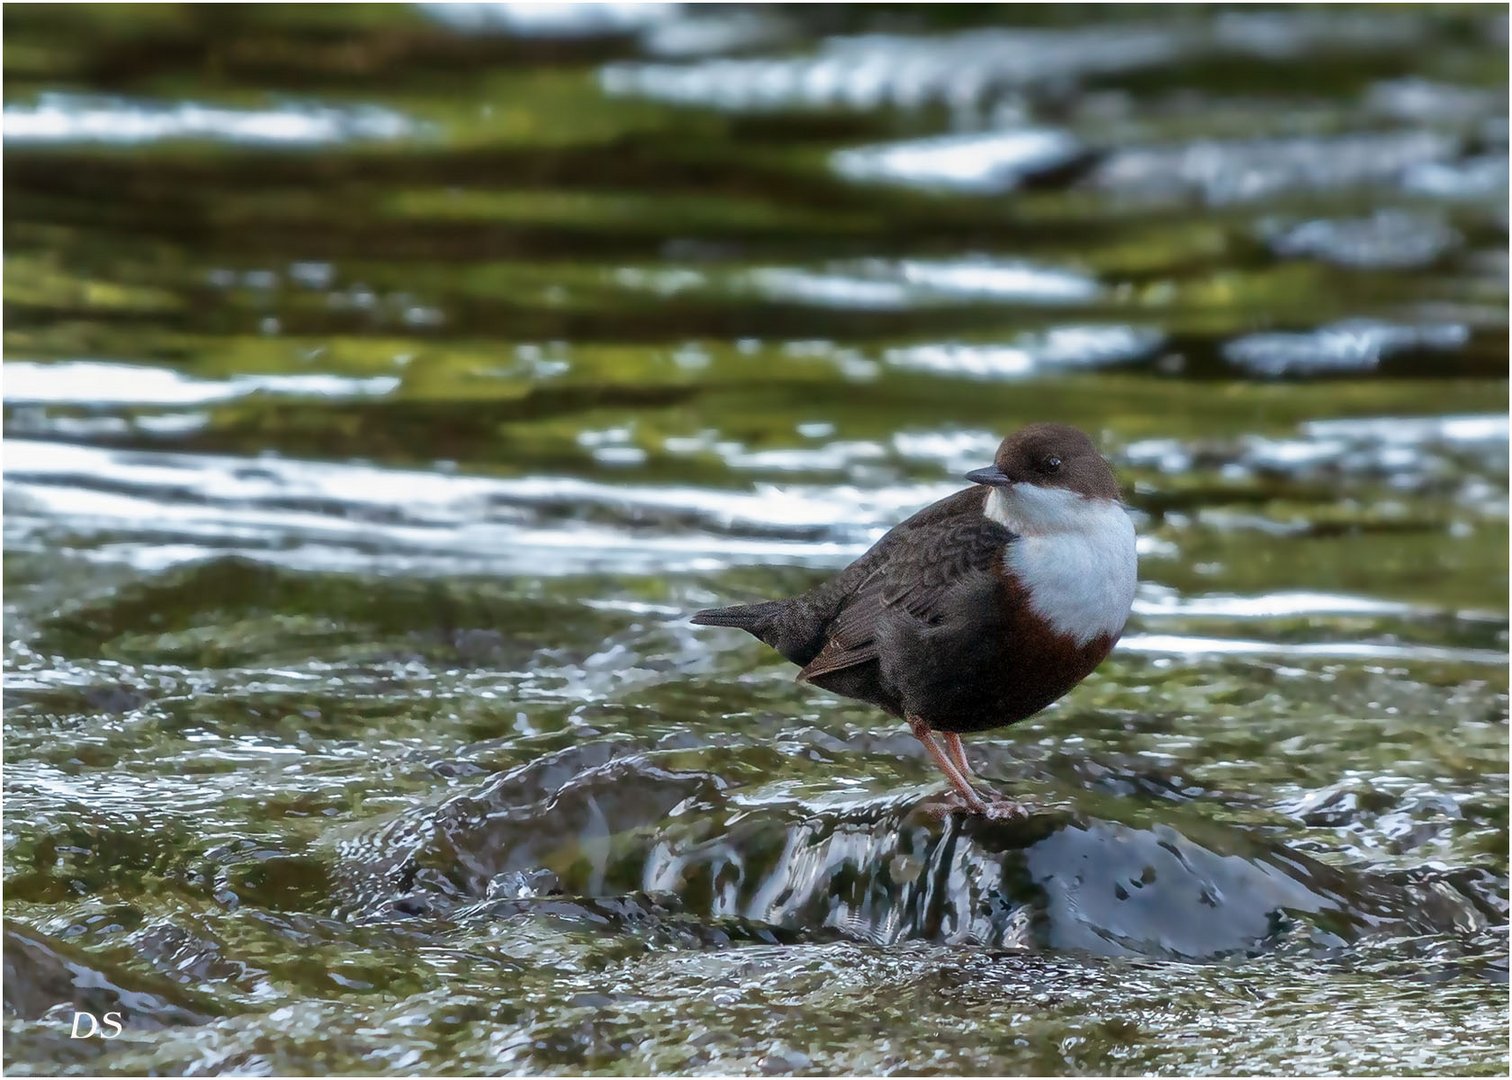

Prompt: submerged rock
xmin=1 ymin=920 xmax=218 ymax=1027
xmin=332 ymin=748 xmax=1490 ymax=961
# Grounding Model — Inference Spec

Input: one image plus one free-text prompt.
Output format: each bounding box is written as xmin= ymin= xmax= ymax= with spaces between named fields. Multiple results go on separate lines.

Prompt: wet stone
xmin=2 ymin=921 xmax=219 ymax=1028
xmin=334 ymin=774 xmax=1487 ymax=961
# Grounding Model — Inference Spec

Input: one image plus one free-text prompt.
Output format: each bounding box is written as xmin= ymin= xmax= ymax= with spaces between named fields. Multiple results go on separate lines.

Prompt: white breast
xmin=985 ymin=485 xmax=1137 ymax=646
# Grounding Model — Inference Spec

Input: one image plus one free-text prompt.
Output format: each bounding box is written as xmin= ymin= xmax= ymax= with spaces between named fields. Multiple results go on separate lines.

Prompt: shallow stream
xmin=3 ymin=4 xmax=1508 ymax=1074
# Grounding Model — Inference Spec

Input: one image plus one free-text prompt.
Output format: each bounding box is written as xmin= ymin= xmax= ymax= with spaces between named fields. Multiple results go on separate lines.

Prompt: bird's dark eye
xmin=1043 ymin=455 xmax=1062 ymax=473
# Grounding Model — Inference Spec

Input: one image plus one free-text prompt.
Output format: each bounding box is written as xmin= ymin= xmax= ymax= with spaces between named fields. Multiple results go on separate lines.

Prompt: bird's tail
xmin=690 ymin=599 xmax=787 ymax=636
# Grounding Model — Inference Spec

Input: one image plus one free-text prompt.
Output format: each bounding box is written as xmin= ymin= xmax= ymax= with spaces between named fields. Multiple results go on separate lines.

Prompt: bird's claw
xmin=926 ymin=787 xmax=1030 ymax=821
xmin=977 ymin=794 xmax=1031 ymax=821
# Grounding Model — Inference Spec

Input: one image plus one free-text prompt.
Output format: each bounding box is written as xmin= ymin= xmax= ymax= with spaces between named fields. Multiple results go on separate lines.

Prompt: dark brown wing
xmin=796 ymin=491 xmax=1015 ymax=682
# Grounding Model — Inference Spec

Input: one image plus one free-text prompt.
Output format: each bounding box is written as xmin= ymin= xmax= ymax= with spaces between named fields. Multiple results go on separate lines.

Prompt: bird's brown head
xmin=966 ymin=423 xmax=1121 ymax=502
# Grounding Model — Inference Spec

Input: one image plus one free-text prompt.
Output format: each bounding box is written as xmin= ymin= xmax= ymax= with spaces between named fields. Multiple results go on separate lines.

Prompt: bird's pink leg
xmin=907 ymin=715 xmax=989 ymax=814
xmin=938 ymin=730 xmax=1029 ymax=820
xmin=940 ymin=732 xmax=977 ymax=786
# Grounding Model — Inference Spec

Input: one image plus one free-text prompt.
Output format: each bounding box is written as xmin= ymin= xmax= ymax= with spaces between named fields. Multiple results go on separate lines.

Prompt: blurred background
xmin=3 ymin=3 xmax=1508 ymax=1076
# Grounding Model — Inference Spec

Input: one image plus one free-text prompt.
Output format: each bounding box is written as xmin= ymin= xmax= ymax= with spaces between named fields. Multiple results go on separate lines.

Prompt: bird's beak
xmin=965 ymin=466 xmax=1013 ymax=487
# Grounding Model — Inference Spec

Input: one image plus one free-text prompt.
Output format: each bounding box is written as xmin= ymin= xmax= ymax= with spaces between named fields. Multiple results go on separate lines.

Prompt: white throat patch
xmin=985 ymin=485 xmax=1137 ymax=646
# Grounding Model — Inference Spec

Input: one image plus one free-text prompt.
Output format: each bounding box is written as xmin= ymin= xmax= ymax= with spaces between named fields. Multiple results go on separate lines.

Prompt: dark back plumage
xmin=693 ymin=466 xmax=1128 ymax=734
xmin=693 ymin=487 xmax=1018 ymax=716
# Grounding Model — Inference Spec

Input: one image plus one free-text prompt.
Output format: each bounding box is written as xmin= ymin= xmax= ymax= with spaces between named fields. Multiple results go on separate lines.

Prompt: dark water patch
xmin=1 ymin=793 xmax=206 ymax=905
xmin=22 ymin=554 xmax=618 ymax=668
xmin=2 ymin=4 xmax=667 ymax=94
xmin=456 ymin=886 xmax=840 ymax=951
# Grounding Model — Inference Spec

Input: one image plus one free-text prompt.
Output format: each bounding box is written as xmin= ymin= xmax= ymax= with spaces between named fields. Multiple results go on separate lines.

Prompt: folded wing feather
xmin=797 ymin=501 xmax=1016 ymax=682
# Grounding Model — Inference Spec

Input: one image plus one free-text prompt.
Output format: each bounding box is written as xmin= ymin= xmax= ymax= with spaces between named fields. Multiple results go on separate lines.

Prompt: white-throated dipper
xmin=693 ymin=423 xmax=1136 ymax=817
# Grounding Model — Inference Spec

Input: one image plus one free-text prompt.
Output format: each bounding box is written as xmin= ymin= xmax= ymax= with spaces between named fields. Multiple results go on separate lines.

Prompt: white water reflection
xmin=1301 ymin=414 xmax=1508 ymax=445
xmin=1123 ymin=633 xmax=1503 ymax=666
xmin=599 ymin=10 xmax=1440 ymax=119
xmin=1091 ymin=130 xmax=1461 ymax=206
xmin=614 ymin=258 xmax=1101 ymax=308
xmin=1125 ymin=412 xmax=1507 ymax=487
xmin=6 ymin=439 xmax=1499 ymax=666
xmin=600 ymin=22 xmax=1244 ymax=113
xmin=1223 ymin=319 xmax=1469 ymax=376
xmin=425 ymin=2 xmax=676 ymax=37
xmin=4 ymin=361 xmax=400 ymax=406
xmin=2 ymin=439 xmax=940 ymax=531
xmin=2 ymin=93 xmax=417 ymax=146
xmin=1259 ymin=210 xmax=1461 ymax=269
xmin=1134 ymin=588 xmax=1418 ymax=619
xmin=885 ymin=326 xmax=1159 ymax=378
xmin=833 ymin=130 xmax=1083 ymax=193
xmin=750 ymin=258 xmax=1099 ymax=309
xmin=1 ymin=439 xmax=929 ymax=576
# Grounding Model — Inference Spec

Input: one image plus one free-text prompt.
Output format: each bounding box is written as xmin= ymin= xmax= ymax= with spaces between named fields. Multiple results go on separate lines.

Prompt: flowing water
xmin=2 ymin=4 xmax=1508 ymax=1075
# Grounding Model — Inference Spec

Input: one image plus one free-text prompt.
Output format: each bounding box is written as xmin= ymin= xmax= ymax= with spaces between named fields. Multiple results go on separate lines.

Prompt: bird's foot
xmin=926 ymin=787 xmax=1030 ymax=821
xmin=977 ymin=793 xmax=1031 ymax=821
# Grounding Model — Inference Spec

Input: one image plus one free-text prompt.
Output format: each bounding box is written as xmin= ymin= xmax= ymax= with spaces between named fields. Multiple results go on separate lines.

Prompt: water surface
xmin=3 ymin=4 xmax=1507 ymax=1075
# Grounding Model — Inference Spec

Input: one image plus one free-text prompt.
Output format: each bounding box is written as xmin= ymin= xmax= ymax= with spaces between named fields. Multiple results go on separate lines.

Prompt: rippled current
xmin=3 ymin=5 xmax=1508 ymax=1075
